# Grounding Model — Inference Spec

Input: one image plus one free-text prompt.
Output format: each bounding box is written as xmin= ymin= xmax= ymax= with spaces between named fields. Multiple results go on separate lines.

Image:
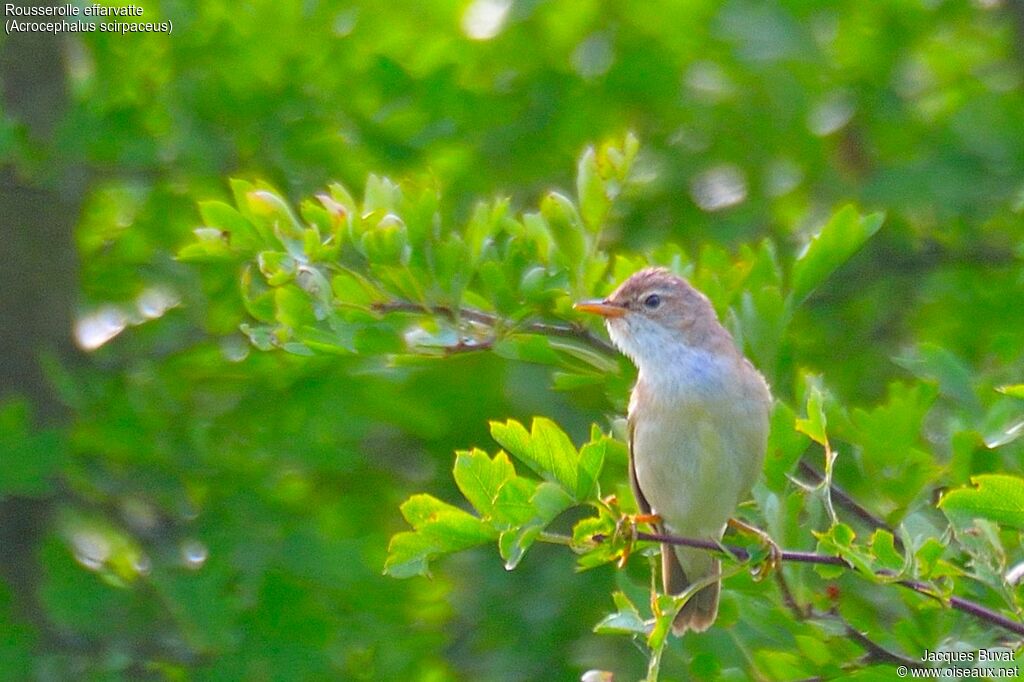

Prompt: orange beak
xmin=573 ymin=300 xmax=626 ymax=318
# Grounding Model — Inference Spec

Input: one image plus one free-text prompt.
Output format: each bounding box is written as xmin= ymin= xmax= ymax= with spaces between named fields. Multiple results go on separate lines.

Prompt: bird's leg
xmin=727 ymin=517 xmax=782 ymax=580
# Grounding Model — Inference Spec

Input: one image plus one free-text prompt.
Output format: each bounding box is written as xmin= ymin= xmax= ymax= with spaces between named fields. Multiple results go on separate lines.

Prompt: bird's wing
xmin=627 ymin=414 xmax=652 ymax=516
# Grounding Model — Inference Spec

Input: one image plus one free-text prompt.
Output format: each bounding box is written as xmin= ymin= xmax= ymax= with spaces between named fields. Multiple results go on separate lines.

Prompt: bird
xmin=575 ymin=267 xmax=772 ymax=634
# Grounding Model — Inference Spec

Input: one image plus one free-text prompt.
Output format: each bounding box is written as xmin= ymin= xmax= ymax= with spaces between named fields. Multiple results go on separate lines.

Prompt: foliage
xmin=175 ymin=134 xmax=1024 ymax=679
xmin=3 ymin=0 xmax=1024 ymax=680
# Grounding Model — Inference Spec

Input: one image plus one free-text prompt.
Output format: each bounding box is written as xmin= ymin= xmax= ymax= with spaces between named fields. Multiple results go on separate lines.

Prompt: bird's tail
xmin=662 ymin=543 xmax=720 ymax=635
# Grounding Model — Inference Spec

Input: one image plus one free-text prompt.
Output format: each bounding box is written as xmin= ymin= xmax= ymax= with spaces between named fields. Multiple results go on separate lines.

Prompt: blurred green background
xmin=2 ymin=0 xmax=1023 ymax=680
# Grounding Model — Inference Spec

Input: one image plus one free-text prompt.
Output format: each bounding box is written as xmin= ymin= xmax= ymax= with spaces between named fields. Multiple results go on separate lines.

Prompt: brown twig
xmin=592 ymin=530 xmax=1024 ymax=638
xmin=797 ymin=461 xmax=904 ymax=551
xmin=372 ymin=301 xmax=617 ymax=355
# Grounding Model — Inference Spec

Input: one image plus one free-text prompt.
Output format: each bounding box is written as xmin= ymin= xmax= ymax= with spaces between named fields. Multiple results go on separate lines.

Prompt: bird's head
xmin=574 ymin=267 xmax=732 ymax=367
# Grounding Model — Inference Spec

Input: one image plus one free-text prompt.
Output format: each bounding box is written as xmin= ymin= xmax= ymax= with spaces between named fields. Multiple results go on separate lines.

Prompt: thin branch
xmin=775 ymin=569 xmax=809 ymax=621
xmin=837 ymin=616 xmax=919 ymax=668
xmin=781 ymin=579 xmax=918 ymax=667
xmin=797 ymin=461 xmax=904 ymax=551
xmin=591 ymin=530 xmax=1024 ymax=638
xmin=441 ymin=338 xmax=494 ymax=355
xmin=764 ymin=543 xmax=914 ymax=668
xmin=372 ymin=301 xmax=617 ymax=355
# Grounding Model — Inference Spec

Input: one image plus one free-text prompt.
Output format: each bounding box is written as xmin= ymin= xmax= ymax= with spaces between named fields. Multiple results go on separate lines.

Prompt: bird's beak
xmin=573 ymin=299 xmax=626 ymax=318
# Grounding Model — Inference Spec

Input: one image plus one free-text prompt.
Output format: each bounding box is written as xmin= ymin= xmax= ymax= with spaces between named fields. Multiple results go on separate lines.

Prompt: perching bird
xmin=575 ymin=267 xmax=772 ymax=634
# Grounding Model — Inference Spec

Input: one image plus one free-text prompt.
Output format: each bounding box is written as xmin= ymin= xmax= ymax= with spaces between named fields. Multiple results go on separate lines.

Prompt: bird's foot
xmin=728 ymin=517 xmax=782 ymax=581
xmin=631 ymin=513 xmax=662 ymax=526
xmin=612 ymin=513 xmax=662 ymax=568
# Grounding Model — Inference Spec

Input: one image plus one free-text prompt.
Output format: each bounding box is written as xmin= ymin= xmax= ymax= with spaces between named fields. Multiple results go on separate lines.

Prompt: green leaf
xmin=576 ymin=146 xmax=608 ymax=232
xmin=914 ymin=537 xmax=948 ymax=578
xmin=939 ymin=474 xmax=1024 ymax=529
xmin=363 ymin=174 xmax=401 ymax=214
xmin=576 ymin=440 xmax=606 ymax=500
xmin=997 ymin=384 xmax=1024 ymax=399
xmin=331 ymin=269 xmax=382 ymax=308
xmin=492 ymin=476 xmax=537 ymax=528
xmin=382 ymin=532 xmax=437 ymax=579
xmin=177 ymin=229 xmax=235 ymax=262
xmin=498 ymin=525 xmax=542 ymax=571
xmin=360 ymin=215 xmax=409 ymax=265
xmin=453 ymin=449 xmax=516 ymax=520
xmin=892 ymin=343 xmax=979 ymax=413
xmin=593 ymin=591 xmax=648 ymax=635
xmin=384 ymin=494 xmax=497 ymax=578
xmin=257 ymin=251 xmax=296 ymax=286
xmin=869 ymin=530 xmax=903 ymax=571
xmin=531 ymin=481 xmax=574 ymax=521
xmin=498 ymin=482 xmax=574 ymax=570
xmin=247 ymin=190 xmax=302 ymax=235
xmin=790 ymin=206 xmax=884 ymax=303
xmin=489 ymin=418 xmax=579 ymax=496
xmin=795 ymin=376 xmax=828 ymax=446
xmin=737 ymin=285 xmax=790 ymax=372
xmin=492 ymin=334 xmax=562 ymax=366
xmin=572 ymin=514 xmax=615 ymax=546
xmin=764 ymin=402 xmax=810 ymax=491
xmin=465 ymin=199 xmax=509 ymax=264
xmin=275 ymin=285 xmax=316 ymax=330
xmin=541 ymin=191 xmax=587 ymax=268
xmin=814 ymin=523 xmax=874 ymax=576
xmin=199 ymin=200 xmax=262 ymax=251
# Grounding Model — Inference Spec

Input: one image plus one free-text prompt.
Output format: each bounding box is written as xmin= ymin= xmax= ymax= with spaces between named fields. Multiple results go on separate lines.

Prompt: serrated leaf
xmin=497 ymin=482 xmax=574 ymax=570
xmin=915 ymin=537 xmax=947 ymax=578
xmin=869 ymin=530 xmax=903 ymax=571
xmin=453 ymin=449 xmax=516 ymax=520
xmin=572 ymin=514 xmax=615 ymax=545
xmin=492 ymin=476 xmax=537 ymax=527
xmin=382 ymin=532 xmax=436 ymax=579
xmin=385 ymin=494 xmax=497 ymax=578
xmin=939 ymin=474 xmax=1024 ymax=529
xmin=795 ymin=378 xmax=828 ymax=446
xmin=490 ymin=418 xmax=579 ymax=496
xmin=790 ymin=206 xmax=884 ymax=303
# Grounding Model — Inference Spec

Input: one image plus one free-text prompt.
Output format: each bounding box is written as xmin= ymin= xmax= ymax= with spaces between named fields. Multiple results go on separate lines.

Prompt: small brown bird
xmin=575 ymin=267 xmax=771 ymax=634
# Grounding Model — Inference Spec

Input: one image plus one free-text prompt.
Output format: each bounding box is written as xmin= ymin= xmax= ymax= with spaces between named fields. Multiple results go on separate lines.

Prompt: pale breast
xmin=629 ymin=351 xmax=769 ymax=537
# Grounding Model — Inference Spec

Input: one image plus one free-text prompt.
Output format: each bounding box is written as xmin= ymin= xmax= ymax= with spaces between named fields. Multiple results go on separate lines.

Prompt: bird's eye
xmin=643 ymin=294 xmax=661 ymax=309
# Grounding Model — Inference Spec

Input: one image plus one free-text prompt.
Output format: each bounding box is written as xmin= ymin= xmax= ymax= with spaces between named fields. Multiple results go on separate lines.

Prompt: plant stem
xmin=373 ymin=301 xmax=617 ymax=355
xmin=591 ymin=530 xmax=1024 ymax=637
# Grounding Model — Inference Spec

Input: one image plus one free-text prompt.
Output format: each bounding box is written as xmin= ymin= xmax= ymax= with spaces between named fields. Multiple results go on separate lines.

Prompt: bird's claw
xmin=613 ymin=513 xmax=663 ymax=569
xmin=728 ymin=517 xmax=781 ymax=581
